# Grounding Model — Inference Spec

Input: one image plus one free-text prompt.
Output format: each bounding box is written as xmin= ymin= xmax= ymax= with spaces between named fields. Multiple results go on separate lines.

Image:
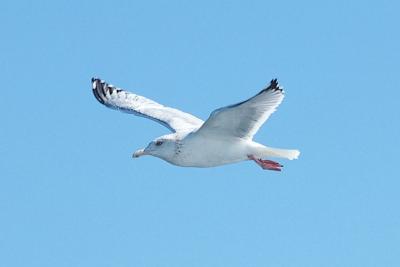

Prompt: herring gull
xmin=92 ymin=78 xmax=300 ymax=171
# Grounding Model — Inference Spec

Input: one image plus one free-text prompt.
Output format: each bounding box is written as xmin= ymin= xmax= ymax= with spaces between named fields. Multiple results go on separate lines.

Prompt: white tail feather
xmin=259 ymin=147 xmax=300 ymax=160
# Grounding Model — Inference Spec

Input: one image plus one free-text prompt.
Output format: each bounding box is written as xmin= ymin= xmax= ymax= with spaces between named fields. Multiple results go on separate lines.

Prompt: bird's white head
xmin=132 ymin=134 xmax=178 ymax=161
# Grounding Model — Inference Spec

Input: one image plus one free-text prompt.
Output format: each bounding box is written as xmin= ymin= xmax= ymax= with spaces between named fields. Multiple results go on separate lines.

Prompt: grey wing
xmin=92 ymin=78 xmax=204 ymax=133
xmin=196 ymin=79 xmax=284 ymax=139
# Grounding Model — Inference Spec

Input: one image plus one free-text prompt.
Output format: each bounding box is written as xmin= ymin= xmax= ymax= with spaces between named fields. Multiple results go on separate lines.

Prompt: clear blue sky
xmin=1 ymin=0 xmax=399 ymax=266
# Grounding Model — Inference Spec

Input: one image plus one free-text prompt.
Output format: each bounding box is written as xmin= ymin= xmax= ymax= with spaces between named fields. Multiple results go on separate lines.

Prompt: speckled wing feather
xmin=92 ymin=78 xmax=204 ymax=133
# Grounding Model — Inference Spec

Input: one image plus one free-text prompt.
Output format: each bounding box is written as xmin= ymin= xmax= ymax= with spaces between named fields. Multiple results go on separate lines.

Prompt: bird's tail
xmin=257 ymin=146 xmax=300 ymax=160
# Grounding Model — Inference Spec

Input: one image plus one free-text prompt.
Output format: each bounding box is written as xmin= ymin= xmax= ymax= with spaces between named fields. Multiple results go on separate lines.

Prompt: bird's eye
xmin=155 ymin=140 xmax=163 ymax=146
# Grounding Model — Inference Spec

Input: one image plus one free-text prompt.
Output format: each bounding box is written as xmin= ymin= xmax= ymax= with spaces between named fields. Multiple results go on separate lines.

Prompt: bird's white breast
xmin=171 ymin=133 xmax=251 ymax=167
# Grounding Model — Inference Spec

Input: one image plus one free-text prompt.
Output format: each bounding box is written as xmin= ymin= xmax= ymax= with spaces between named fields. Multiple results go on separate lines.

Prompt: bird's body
xmin=164 ymin=133 xmax=250 ymax=167
xmin=92 ymin=78 xmax=300 ymax=171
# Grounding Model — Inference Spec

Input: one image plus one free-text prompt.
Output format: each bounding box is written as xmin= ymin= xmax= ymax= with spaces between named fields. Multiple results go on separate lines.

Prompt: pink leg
xmin=248 ymin=155 xmax=283 ymax=171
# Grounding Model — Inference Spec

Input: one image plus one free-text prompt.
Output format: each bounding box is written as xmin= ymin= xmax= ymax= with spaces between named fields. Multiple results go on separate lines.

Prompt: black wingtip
xmin=91 ymin=77 xmax=125 ymax=107
xmin=266 ymin=78 xmax=283 ymax=92
xmin=91 ymin=77 xmax=107 ymax=104
xmin=270 ymin=78 xmax=278 ymax=87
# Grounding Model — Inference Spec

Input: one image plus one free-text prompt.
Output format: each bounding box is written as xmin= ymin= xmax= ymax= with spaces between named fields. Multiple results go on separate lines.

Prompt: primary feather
xmin=92 ymin=78 xmax=203 ymax=133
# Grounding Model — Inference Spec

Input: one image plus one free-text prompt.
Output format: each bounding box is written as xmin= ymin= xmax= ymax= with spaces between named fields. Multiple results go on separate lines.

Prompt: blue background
xmin=1 ymin=1 xmax=399 ymax=266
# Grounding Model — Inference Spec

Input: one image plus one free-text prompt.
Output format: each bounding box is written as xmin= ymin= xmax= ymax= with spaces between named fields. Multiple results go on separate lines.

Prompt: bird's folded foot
xmin=247 ymin=155 xmax=283 ymax=171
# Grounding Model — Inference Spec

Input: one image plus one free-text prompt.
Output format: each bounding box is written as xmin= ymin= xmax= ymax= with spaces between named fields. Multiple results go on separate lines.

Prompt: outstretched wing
xmin=196 ymin=79 xmax=284 ymax=140
xmin=92 ymin=78 xmax=204 ymax=133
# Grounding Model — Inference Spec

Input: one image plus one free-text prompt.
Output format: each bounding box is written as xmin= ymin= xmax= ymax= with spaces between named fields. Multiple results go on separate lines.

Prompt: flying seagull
xmin=92 ymin=78 xmax=300 ymax=171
